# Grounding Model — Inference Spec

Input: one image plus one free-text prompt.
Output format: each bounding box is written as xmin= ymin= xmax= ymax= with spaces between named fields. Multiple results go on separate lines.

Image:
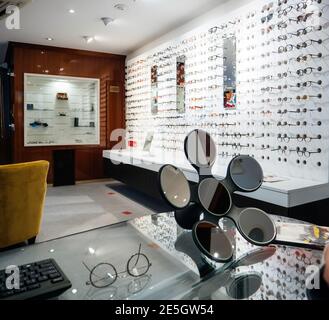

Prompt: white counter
xmin=103 ymin=149 xmax=329 ymax=208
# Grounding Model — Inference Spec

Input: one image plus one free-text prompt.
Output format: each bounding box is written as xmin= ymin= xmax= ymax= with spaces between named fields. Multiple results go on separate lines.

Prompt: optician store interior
xmin=0 ymin=0 xmax=329 ymax=301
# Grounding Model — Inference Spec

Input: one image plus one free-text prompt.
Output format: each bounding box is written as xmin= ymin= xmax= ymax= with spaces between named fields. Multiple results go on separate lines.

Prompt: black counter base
xmin=104 ymin=159 xmax=329 ymax=226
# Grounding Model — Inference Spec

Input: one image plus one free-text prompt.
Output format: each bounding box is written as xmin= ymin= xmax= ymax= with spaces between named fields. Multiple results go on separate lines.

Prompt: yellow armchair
xmin=0 ymin=161 xmax=49 ymax=249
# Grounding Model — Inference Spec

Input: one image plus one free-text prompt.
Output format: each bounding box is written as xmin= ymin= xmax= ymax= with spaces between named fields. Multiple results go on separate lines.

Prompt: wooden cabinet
xmin=6 ymin=42 xmax=126 ymax=183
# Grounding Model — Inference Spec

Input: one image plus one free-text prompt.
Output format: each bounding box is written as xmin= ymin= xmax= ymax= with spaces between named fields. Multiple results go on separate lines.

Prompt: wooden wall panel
xmin=7 ymin=42 xmax=126 ymax=183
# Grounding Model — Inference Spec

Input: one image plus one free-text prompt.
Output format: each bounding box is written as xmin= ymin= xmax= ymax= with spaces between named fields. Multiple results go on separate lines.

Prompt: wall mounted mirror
xmin=228 ymin=155 xmax=263 ymax=192
xmin=198 ymin=178 xmax=232 ymax=216
xmin=223 ymin=35 xmax=237 ymax=110
xmin=159 ymin=165 xmax=191 ymax=209
xmin=151 ymin=65 xmax=158 ymax=115
xmin=192 ymin=221 xmax=233 ymax=263
xmin=176 ymin=55 xmax=186 ymax=114
xmin=184 ymin=129 xmax=217 ymax=171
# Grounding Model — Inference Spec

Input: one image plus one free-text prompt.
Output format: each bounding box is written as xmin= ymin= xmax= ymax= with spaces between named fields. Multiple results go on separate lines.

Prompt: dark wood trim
xmin=6 ymin=42 xmax=126 ymax=183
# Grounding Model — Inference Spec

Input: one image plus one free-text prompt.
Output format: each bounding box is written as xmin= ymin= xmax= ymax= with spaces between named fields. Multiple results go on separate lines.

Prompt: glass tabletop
xmin=0 ymin=212 xmax=323 ymax=300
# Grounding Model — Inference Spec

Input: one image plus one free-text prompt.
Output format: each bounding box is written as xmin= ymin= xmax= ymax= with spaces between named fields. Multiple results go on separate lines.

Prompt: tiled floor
xmin=38 ymin=180 xmax=162 ymax=243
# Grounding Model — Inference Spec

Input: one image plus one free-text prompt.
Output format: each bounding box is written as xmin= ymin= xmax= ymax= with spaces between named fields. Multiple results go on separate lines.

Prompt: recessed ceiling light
xmin=69 ymin=9 xmax=75 ymax=13
xmin=114 ymin=3 xmax=127 ymax=11
xmin=101 ymin=17 xmax=114 ymax=26
xmin=82 ymin=36 xmax=94 ymax=43
xmin=46 ymin=37 xmax=54 ymax=41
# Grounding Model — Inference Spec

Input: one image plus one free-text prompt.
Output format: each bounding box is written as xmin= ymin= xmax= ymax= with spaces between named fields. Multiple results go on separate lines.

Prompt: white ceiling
xmin=0 ymin=0 xmax=228 ymax=61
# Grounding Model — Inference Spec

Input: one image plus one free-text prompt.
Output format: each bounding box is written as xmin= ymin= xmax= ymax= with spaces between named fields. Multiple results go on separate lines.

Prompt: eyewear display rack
xmin=104 ymin=0 xmax=329 ymax=225
xmin=125 ymin=0 xmax=329 ymax=185
xmin=24 ymin=73 xmax=100 ymax=147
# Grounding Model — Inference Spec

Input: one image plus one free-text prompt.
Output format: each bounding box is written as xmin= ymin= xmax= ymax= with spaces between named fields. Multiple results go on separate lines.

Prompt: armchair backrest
xmin=0 ymin=161 xmax=49 ymax=248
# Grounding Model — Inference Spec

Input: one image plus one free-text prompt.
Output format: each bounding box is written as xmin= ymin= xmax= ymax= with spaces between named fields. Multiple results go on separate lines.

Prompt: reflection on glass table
xmin=0 ymin=212 xmax=324 ymax=300
xmin=131 ymin=213 xmax=324 ymax=300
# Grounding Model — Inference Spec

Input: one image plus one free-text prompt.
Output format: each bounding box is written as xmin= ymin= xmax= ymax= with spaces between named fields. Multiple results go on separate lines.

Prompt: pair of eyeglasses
xmin=293 ymin=147 xmax=322 ymax=158
xmin=277 ymin=3 xmax=308 ymax=17
xmin=262 ymin=2 xmax=274 ymax=12
xmin=292 ymin=80 xmax=322 ymax=88
xmin=296 ymin=66 xmax=322 ymax=75
xmin=261 ymin=12 xmax=274 ymax=23
xmin=83 ymin=244 xmax=151 ymax=288
xmin=297 ymin=134 xmax=322 ymax=142
xmin=296 ymin=39 xmax=324 ymax=50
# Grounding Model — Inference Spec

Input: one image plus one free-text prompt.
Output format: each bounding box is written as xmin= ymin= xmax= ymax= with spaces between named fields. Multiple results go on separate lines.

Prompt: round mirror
xmin=229 ymin=156 xmax=263 ymax=192
xmin=238 ymin=208 xmax=276 ymax=246
xmin=226 ymin=272 xmax=262 ymax=300
xmin=198 ymin=178 xmax=232 ymax=216
xmin=159 ymin=165 xmax=191 ymax=209
xmin=184 ymin=130 xmax=217 ymax=169
xmin=193 ymin=221 xmax=233 ymax=262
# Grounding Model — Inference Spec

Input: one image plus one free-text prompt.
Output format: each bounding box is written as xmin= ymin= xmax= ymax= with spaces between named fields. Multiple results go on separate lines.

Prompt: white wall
xmin=127 ymin=0 xmax=255 ymax=60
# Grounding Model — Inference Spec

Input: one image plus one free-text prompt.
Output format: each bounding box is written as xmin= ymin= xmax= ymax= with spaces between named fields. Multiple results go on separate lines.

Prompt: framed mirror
xmin=228 ymin=155 xmax=263 ymax=192
xmin=151 ymin=65 xmax=158 ymax=115
xmin=237 ymin=208 xmax=277 ymax=246
xmin=223 ymin=35 xmax=237 ymax=110
xmin=158 ymin=165 xmax=191 ymax=209
xmin=184 ymin=129 xmax=217 ymax=170
xmin=198 ymin=178 xmax=232 ymax=216
xmin=176 ymin=55 xmax=186 ymax=114
xmin=192 ymin=221 xmax=233 ymax=262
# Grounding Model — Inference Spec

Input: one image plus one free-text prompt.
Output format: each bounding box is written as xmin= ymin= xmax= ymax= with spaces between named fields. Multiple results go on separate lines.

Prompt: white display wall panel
xmin=125 ymin=0 xmax=329 ymax=184
xmin=24 ymin=74 xmax=100 ymax=147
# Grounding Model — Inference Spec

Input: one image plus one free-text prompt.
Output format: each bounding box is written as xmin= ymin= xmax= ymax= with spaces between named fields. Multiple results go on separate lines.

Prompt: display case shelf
xmin=24 ymin=73 xmax=100 ymax=147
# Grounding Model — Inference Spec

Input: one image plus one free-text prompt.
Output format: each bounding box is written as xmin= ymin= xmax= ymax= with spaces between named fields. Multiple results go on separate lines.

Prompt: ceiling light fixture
xmin=82 ymin=36 xmax=94 ymax=43
xmin=69 ymin=9 xmax=75 ymax=13
xmin=101 ymin=17 xmax=114 ymax=26
xmin=114 ymin=3 xmax=127 ymax=11
xmin=46 ymin=37 xmax=54 ymax=41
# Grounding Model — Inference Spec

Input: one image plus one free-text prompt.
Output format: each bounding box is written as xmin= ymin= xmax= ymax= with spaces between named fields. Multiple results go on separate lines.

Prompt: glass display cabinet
xmin=24 ymin=73 xmax=100 ymax=147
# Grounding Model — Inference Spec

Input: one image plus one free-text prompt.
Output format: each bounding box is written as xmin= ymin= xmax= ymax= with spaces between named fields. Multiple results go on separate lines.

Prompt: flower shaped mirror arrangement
xmin=158 ymin=129 xmax=277 ymax=263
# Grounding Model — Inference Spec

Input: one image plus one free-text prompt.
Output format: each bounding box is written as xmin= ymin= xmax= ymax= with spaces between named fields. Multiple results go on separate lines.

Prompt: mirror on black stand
xmin=184 ymin=129 xmax=217 ymax=177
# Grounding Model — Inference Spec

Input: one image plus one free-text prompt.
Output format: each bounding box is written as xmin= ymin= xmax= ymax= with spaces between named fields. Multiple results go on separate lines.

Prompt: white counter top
xmin=103 ymin=149 xmax=329 ymax=208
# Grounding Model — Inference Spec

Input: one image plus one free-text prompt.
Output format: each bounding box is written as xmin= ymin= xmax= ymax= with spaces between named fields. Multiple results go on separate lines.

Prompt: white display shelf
xmin=103 ymin=149 xmax=329 ymax=208
xmin=24 ymin=73 xmax=100 ymax=147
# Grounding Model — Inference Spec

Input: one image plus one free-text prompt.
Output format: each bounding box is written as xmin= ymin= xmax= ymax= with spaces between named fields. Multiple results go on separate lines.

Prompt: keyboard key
xmin=51 ymin=277 xmax=64 ymax=284
xmin=37 ymin=276 xmax=48 ymax=282
xmin=27 ymin=284 xmax=40 ymax=291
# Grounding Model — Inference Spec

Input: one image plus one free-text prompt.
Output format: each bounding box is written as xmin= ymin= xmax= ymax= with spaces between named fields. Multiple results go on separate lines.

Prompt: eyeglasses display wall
xmin=126 ymin=0 xmax=329 ymax=183
xmin=24 ymin=74 xmax=100 ymax=147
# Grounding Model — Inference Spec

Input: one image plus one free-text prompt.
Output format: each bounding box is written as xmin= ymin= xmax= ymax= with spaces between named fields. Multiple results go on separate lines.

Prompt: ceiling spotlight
xmin=46 ymin=37 xmax=54 ymax=41
xmin=101 ymin=17 xmax=114 ymax=26
xmin=114 ymin=3 xmax=127 ymax=11
xmin=69 ymin=9 xmax=75 ymax=13
xmin=82 ymin=36 xmax=94 ymax=43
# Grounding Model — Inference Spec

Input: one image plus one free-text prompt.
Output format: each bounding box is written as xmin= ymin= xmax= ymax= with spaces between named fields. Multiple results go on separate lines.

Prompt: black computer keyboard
xmin=0 ymin=259 xmax=72 ymax=300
